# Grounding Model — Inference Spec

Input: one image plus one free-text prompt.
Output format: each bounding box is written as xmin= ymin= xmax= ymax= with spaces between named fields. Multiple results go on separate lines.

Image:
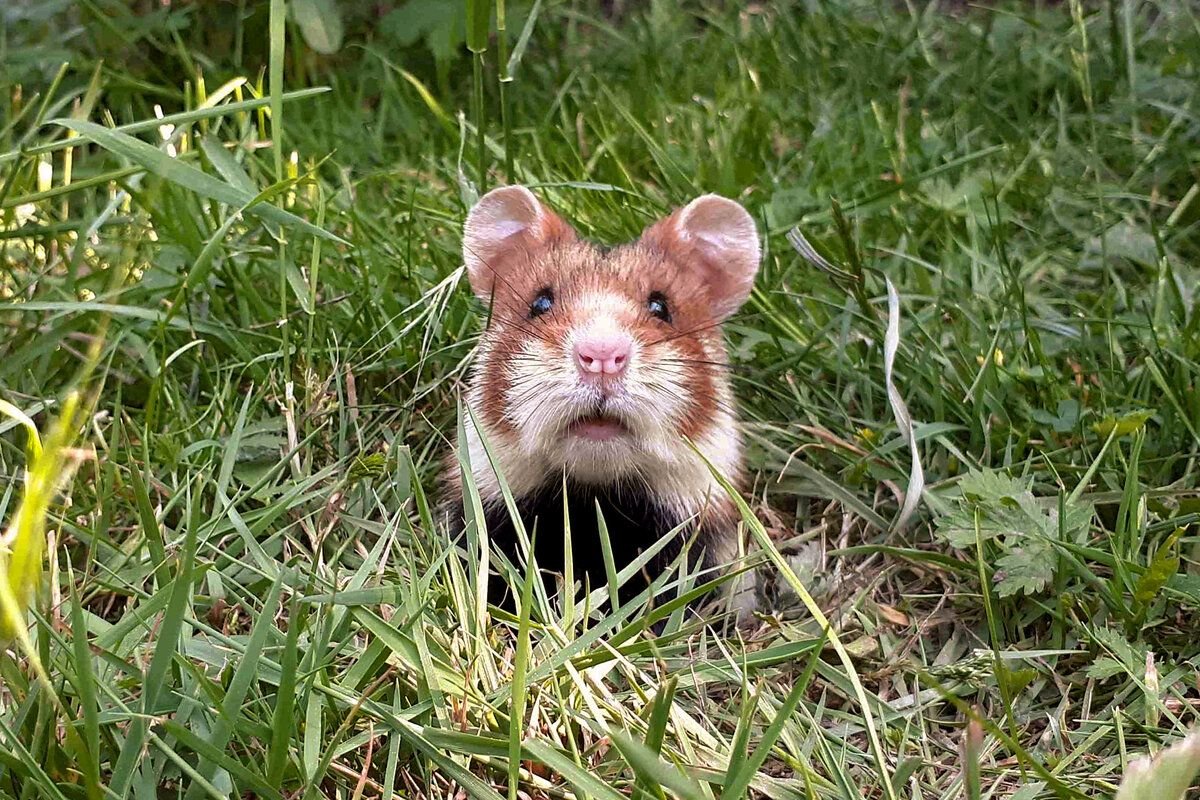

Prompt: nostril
xmin=575 ymin=335 xmax=632 ymax=377
xmin=576 ymin=349 xmax=600 ymax=373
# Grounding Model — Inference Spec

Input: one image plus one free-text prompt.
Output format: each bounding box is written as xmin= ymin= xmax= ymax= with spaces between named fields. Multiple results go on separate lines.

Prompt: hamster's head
xmin=461 ymin=185 xmax=760 ymax=494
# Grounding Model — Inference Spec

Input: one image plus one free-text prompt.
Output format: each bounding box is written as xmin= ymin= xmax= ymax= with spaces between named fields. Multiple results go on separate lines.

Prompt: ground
xmin=1 ymin=1 xmax=1199 ymax=798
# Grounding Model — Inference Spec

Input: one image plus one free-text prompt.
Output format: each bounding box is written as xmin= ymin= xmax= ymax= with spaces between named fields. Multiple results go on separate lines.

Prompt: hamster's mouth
xmin=565 ymin=412 xmax=629 ymax=443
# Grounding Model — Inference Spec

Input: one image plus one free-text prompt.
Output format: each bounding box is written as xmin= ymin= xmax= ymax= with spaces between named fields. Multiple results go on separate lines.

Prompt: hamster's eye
xmin=529 ymin=288 xmax=554 ymax=319
xmin=647 ymin=292 xmax=671 ymax=323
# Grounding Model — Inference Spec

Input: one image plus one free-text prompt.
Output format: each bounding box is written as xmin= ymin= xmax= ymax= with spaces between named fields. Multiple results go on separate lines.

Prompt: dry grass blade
xmin=883 ymin=276 xmax=924 ymax=530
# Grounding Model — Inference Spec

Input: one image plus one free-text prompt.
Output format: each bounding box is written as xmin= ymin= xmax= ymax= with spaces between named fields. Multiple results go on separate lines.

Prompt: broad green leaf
xmin=292 ymin=0 xmax=344 ymax=54
xmin=1092 ymin=409 xmax=1154 ymax=438
xmin=995 ymin=538 xmax=1056 ymax=597
xmin=934 ymin=468 xmax=1092 ymax=596
xmin=1085 ymin=657 xmax=1126 ymax=680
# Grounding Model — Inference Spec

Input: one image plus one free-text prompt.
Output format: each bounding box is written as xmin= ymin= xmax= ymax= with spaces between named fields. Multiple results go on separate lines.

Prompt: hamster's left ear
xmin=641 ymin=194 xmax=761 ymax=319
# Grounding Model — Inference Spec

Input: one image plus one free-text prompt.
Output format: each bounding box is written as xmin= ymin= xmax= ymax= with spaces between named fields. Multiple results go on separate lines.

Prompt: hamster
xmin=442 ymin=185 xmax=760 ymax=615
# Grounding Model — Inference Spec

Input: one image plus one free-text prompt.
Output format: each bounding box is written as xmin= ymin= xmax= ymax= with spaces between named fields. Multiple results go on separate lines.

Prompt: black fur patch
xmin=450 ymin=479 xmax=718 ymax=611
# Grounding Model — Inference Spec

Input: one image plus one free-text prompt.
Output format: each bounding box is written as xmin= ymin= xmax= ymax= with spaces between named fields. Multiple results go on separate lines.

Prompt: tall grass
xmin=1 ymin=1 xmax=1199 ymax=797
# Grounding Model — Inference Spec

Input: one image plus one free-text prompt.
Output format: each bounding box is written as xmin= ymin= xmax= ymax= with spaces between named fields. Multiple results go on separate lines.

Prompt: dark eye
xmin=529 ymin=288 xmax=554 ymax=318
xmin=647 ymin=292 xmax=671 ymax=323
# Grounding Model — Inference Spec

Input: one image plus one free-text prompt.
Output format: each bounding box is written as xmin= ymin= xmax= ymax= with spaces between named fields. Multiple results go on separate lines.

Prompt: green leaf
xmin=643 ymin=676 xmax=677 ymax=756
xmin=934 ymin=468 xmax=1092 ymax=596
xmin=522 ymin=739 xmax=630 ymax=800
xmin=199 ymin=136 xmax=257 ymax=196
xmin=0 ymin=398 xmax=42 ymax=462
xmin=1134 ymin=528 xmax=1184 ymax=604
xmin=508 ymin=536 xmax=536 ymax=800
xmin=958 ymin=468 xmax=1033 ymax=505
xmin=292 ymin=0 xmax=344 ymax=54
xmin=380 ymin=0 xmax=463 ymax=63
xmin=1089 ymin=626 xmax=1146 ymax=676
xmin=636 ymin=676 xmax=678 ymax=800
xmin=1166 ymin=573 xmax=1200 ymax=605
xmin=386 ymin=721 xmax=507 ymax=800
xmin=1085 ymin=657 xmax=1126 ymax=680
xmin=506 ymin=0 xmax=543 ymax=78
xmin=67 ymin=572 xmax=102 ymax=800
xmin=161 ymin=721 xmax=284 ymax=800
xmin=0 ymin=88 xmax=330 ymax=166
xmin=1092 ymin=409 xmax=1154 ymax=438
xmin=110 ymin=514 xmax=197 ymax=796
xmin=699 ymin=450 xmax=900 ymax=800
xmin=1031 ymin=399 xmax=1082 ymax=433
xmin=720 ymin=631 xmax=825 ymax=800
xmin=934 ymin=470 xmax=1036 ymax=547
xmin=994 ymin=538 xmax=1056 ymax=597
xmin=185 ymin=574 xmax=285 ymax=798
xmin=609 ymin=729 xmax=707 ymax=800
xmin=267 ymin=594 xmax=304 ymax=786
xmin=1 ymin=392 xmax=85 ymax=641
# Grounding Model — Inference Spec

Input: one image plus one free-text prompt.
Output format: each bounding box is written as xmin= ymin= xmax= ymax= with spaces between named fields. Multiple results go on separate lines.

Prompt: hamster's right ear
xmin=462 ymin=185 xmax=574 ymax=299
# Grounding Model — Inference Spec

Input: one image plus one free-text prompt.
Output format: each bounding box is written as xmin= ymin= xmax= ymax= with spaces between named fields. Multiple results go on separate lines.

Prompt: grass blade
xmin=67 ymin=570 xmax=103 ymax=800
xmin=508 ymin=533 xmax=537 ymax=799
xmin=720 ymin=630 xmax=826 ymax=799
xmin=699 ymin=450 xmax=898 ymax=800
xmin=110 ymin=498 xmax=197 ymax=797
xmin=51 ymin=119 xmax=345 ymax=243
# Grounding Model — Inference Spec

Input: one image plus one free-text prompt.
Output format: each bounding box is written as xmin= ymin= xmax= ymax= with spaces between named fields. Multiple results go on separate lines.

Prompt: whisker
xmin=655 ymin=361 xmax=757 ymax=379
xmin=644 ymin=311 xmax=768 ymax=348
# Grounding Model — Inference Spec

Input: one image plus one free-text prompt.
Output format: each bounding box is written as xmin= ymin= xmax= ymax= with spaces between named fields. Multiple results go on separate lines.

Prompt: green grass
xmin=2 ymin=0 xmax=1200 ymax=797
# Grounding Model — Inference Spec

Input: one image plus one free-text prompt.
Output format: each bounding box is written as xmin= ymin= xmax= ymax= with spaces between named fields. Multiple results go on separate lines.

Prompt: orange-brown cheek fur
xmin=624 ymin=247 xmax=726 ymax=441
xmin=623 ymin=314 xmax=721 ymax=441
xmin=479 ymin=333 xmax=519 ymax=434
xmin=479 ymin=308 xmax=573 ymax=433
xmin=674 ymin=335 xmax=721 ymax=440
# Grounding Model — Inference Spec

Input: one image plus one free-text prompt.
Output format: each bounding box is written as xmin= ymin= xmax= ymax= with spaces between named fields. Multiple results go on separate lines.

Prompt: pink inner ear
xmin=490 ymin=218 xmax=529 ymax=240
xmin=645 ymin=194 xmax=760 ymax=319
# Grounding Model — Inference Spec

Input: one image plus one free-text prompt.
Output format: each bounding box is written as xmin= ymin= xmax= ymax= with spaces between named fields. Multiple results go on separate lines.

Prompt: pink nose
xmin=574 ymin=332 xmax=632 ymax=377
